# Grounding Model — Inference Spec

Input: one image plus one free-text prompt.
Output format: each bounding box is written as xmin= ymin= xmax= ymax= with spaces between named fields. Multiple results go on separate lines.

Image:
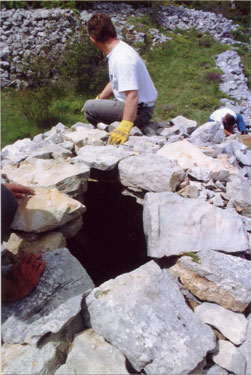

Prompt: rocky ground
xmin=1 ymin=114 xmax=251 ymax=374
xmin=1 ymin=2 xmax=251 ymax=375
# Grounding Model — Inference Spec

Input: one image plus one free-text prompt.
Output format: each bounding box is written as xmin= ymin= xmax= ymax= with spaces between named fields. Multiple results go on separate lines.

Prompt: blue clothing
xmin=1 ymin=184 xmax=17 ymax=238
xmin=236 ymin=113 xmax=247 ymax=133
xmin=209 ymin=113 xmax=247 ymax=133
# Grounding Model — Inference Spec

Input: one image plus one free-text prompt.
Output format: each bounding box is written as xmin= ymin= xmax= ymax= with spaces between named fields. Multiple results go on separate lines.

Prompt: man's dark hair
xmin=87 ymin=13 xmax=117 ymax=43
xmin=223 ymin=113 xmax=236 ymax=133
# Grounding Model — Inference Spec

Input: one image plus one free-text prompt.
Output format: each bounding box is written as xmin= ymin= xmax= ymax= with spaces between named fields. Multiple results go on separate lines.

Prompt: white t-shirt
xmin=210 ymin=108 xmax=237 ymax=123
xmin=107 ymin=40 xmax=158 ymax=105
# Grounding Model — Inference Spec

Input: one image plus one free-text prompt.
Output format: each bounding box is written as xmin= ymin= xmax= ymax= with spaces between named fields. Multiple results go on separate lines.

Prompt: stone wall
xmin=1 ymin=3 xmax=251 ymax=373
xmin=1 ymin=2 xmax=250 ymax=124
xmin=1 ymin=112 xmax=251 ymax=374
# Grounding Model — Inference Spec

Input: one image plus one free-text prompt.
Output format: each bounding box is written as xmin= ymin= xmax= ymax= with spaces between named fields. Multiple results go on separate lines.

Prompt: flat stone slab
xmin=6 ymin=231 xmax=66 ymax=261
xmin=55 ymin=329 xmax=129 ymax=374
xmin=1 ymin=341 xmax=64 ymax=375
xmin=195 ymin=302 xmax=248 ymax=345
xmin=83 ymin=261 xmax=215 ymax=374
xmin=118 ymin=154 xmax=185 ymax=192
xmin=11 ymin=187 xmax=85 ymax=233
xmin=143 ymin=192 xmax=249 ymax=257
xmin=171 ymin=250 xmax=251 ymax=312
xmin=63 ymin=128 xmax=108 ymax=148
xmin=240 ymin=314 xmax=251 ymax=375
xmin=189 ymin=121 xmax=225 ymax=145
xmin=227 ymin=174 xmax=251 ymax=218
xmin=2 ymin=158 xmax=90 ymax=197
xmin=170 ymin=115 xmax=197 ymax=135
xmin=73 ymin=145 xmax=134 ymax=171
xmin=123 ymin=136 xmax=163 ymax=153
xmin=2 ymin=248 xmax=94 ymax=346
xmin=157 ymin=140 xmax=232 ymax=180
xmin=212 ymin=340 xmax=246 ymax=375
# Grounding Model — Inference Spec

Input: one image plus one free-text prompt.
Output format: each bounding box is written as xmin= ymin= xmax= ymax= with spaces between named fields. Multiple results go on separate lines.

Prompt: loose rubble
xmin=2 ymin=110 xmax=251 ymax=374
xmin=1 ymin=2 xmax=251 ymax=375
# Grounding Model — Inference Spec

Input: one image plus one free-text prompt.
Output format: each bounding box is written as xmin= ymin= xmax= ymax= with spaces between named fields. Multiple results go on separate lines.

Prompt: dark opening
xmin=67 ymin=179 xmax=148 ymax=286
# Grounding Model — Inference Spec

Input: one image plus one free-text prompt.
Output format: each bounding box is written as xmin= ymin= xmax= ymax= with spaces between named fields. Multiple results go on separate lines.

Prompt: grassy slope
xmin=144 ymin=29 xmax=230 ymax=124
xmin=1 ymin=18 xmax=249 ymax=148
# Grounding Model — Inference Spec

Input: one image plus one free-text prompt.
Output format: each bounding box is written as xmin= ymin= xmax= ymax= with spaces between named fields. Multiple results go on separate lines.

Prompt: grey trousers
xmin=84 ymin=99 xmax=154 ymax=129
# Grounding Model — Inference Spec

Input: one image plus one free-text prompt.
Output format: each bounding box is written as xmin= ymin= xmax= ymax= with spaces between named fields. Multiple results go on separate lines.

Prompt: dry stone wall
xmin=1 ymin=2 xmax=250 ymax=124
xmin=1 ymin=2 xmax=251 ymax=374
xmin=1 ymin=113 xmax=251 ymax=374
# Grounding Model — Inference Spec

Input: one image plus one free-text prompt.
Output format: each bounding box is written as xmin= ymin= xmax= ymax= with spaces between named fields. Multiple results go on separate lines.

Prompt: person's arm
xmin=122 ymin=90 xmax=138 ymax=122
xmin=4 ymin=184 xmax=34 ymax=199
xmin=224 ymin=128 xmax=233 ymax=137
xmin=99 ymin=82 xmax=114 ymax=99
xmin=108 ymin=90 xmax=138 ymax=145
xmin=81 ymin=82 xmax=114 ymax=112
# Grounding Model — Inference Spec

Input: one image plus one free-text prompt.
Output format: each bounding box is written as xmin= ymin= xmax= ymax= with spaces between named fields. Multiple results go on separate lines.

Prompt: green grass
xmin=1 ymin=90 xmax=41 ymax=148
xmin=143 ymin=29 xmax=230 ymax=124
xmin=1 ymin=90 xmax=90 ymax=148
xmin=1 ymin=26 xmax=249 ymax=148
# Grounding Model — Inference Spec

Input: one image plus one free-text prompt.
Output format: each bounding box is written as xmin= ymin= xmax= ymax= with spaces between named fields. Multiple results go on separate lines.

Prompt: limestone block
xmin=241 ymin=216 xmax=251 ymax=232
xmin=6 ymin=231 xmax=66 ymax=261
xmin=58 ymin=215 xmax=83 ymax=239
xmin=1 ymin=341 xmax=66 ymax=375
xmin=55 ymin=329 xmax=129 ymax=375
xmin=226 ymin=174 xmax=251 ymax=218
xmin=11 ymin=188 xmax=85 ymax=233
xmin=189 ymin=121 xmax=226 ymax=145
xmin=239 ymin=314 xmax=251 ymax=375
xmin=2 ymin=248 xmax=94 ymax=346
xmin=143 ymin=192 xmax=249 ymax=257
xmin=63 ymin=128 xmax=108 ymax=149
xmin=211 ymin=193 xmax=225 ymax=207
xmin=205 ymin=364 xmax=228 ymax=375
xmin=83 ymin=261 xmax=216 ymax=374
xmin=187 ymin=166 xmax=212 ymax=182
xmin=1 ymin=138 xmax=37 ymax=163
xmin=217 ymin=154 xmax=239 ymax=175
xmin=123 ymin=136 xmax=162 ymax=153
xmin=212 ymin=340 xmax=246 ymax=375
xmin=235 ymin=149 xmax=251 ymax=166
xmin=26 ymin=144 xmax=73 ymax=161
xmin=119 ymin=154 xmax=186 ymax=192
xmin=170 ymin=115 xmax=197 ymax=135
xmin=71 ymin=122 xmax=94 ymax=130
xmin=2 ymin=158 xmax=90 ymax=197
xmin=170 ymin=250 xmax=251 ymax=312
xmin=178 ymin=184 xmax=199 ymax=199
xmin=195 ymin=302 xmax=248 ymax=345
xmin=74 ymin=145 xmax=134 ymax=171
xmin=157 ymin=140 xmax=233 ymax=180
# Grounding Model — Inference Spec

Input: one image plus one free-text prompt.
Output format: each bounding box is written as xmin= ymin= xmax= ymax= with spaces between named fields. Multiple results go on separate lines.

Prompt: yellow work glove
xmin=108 ymin=120 xmax=134 ymax=145
xmin=81 ymin=94 xmax=101 ymax=112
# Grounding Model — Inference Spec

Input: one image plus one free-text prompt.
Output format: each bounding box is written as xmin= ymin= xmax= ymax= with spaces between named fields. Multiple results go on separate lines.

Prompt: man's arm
xmin=99 ymin=82 xmax=114 ymax=99
xmin=224 ymin=128 xmax=233 ymax=137
xmin=122 ymin=90 xmax=138 ymax=122
xmin=108 ymin=90 xmax=138 ymax=145
xmin=4 ymin=183 xmax=34 ymax=199
xmin=81 ymin=82 xmax=114 ymax=112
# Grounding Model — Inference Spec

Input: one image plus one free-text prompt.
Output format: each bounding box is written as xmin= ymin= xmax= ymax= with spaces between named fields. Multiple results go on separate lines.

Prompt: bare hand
xmin=3 ymin=254 xmax=46 ymax=302
xmin=4 ymin=184 xmax=35 ymax=199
